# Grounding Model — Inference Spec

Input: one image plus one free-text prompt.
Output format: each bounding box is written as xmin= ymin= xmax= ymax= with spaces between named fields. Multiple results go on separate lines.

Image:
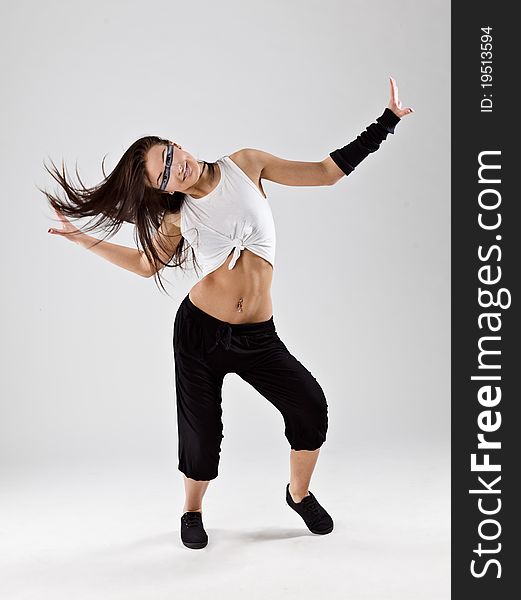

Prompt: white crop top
xmin=180 ymin=155 xmax=276 ymax=279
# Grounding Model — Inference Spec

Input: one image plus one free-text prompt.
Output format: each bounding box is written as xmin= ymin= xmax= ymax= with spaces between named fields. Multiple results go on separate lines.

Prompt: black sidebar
xmin=452 ymin=3 xmax=520 ymax=598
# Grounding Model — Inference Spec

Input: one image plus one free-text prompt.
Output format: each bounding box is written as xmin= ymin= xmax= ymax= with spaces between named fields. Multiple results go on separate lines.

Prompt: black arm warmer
xmin=329 ymin=108 xmax=401 ymax=176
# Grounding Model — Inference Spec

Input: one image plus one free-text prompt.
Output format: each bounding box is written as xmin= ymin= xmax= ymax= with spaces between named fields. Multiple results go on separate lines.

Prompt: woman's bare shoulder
xmin=228 ymin=148 xmax=255 ymax=169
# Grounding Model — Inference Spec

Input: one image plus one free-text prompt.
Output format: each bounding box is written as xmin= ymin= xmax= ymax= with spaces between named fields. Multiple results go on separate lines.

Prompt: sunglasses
xmin=159 ymin=143 xmax=175 ymax=191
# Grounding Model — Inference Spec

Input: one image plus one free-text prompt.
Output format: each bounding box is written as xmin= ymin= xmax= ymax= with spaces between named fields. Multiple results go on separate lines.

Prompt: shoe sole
xmin=182 ymin=539 xmax=208 ymax=549
xmin=309 ymin=524 xmax=334 ymax=535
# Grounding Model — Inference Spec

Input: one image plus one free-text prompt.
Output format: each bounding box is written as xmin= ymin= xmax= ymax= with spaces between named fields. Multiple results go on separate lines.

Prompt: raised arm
xmin=233 ymin=149 xmax=339 ymax=187
xmin=241 ymin=76 xmax=413 ymax=189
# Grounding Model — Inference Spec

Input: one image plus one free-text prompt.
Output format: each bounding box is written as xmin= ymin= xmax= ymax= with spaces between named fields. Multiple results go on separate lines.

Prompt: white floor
xmin=0 ymin=444 xmax=450 ymax=600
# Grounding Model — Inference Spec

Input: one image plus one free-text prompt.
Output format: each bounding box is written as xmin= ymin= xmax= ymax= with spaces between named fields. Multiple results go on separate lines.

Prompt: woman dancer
xmin=44 ymin=77 xmax=413 ymax=549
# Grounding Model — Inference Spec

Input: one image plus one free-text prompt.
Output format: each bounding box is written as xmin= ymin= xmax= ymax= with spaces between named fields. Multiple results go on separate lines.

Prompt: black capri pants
xmin=173 ymin=293 xmax=328 ymax=481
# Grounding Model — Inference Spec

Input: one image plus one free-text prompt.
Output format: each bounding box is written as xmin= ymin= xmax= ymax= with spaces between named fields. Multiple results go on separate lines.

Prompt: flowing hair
xmin=39 ymin=135 xmax=215 ymax=295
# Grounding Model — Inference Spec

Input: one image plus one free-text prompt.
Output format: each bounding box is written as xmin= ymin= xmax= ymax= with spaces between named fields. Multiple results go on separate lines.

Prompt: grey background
xmin=0 ymin=1 xmax=450 ymax=599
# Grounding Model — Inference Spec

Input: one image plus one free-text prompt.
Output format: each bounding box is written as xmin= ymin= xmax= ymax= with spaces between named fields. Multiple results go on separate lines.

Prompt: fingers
xmin=388 ymin=76 xmax=415 ymax=116
xmin=49 ymin=207 xmax=75 ymax=236
xmin=55 ymin=207 xmax=68 ymax=224
xmin=399 ymin=103 xmax=415 ymax=116
xmin=389 ymin=75 xmax=397 ymax=102
xmin=48 ymin=228 xmax=76 ymax=237
xmin=50 ymin=208 xmax=63 ymax=234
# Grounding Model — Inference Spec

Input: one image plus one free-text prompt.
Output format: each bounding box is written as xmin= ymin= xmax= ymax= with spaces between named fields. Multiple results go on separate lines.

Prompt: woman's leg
xmin=289 ymin=448 xmax=320 ymax=502
xmin=173 ymin=298 xmax=226 ymax=507
xmin=236 ymin=335 xmax=328 ymax=494
xmin=183 ymin=475 xmax=210 ymax=513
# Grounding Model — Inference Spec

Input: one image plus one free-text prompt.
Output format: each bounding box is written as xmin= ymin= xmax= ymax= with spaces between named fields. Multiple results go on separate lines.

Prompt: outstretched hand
xmin=387 ymin=76 xmax=414 ymax=118
xmin=48 ymin=208 xmax=83 ymax=244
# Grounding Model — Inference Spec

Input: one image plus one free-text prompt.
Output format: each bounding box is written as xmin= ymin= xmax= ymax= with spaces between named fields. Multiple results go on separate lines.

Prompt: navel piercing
xmin=236 ymin=297 xmax=244 ymax=312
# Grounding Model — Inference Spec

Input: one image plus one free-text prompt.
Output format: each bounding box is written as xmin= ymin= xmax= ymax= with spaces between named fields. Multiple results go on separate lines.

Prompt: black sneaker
xmin=180 ymin=511 xmax=208 ymax=549
xmin=286 ymin=483 xmax=334 ymax=535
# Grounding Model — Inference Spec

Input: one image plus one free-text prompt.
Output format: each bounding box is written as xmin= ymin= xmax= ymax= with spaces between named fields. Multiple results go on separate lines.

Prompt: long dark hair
xmin=39 ymin=135 xmax=215 ymax=294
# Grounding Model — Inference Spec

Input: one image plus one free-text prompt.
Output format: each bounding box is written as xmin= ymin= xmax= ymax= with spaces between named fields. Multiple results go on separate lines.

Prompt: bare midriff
xmin=188 ymin=248 xmax=273 ymax=324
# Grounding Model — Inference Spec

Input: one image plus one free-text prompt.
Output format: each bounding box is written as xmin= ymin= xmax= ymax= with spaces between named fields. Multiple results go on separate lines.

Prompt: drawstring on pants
xmin=207 ymin=323 xmax=233 ymax=353
xmin=179 ymin=294 xmax=275 ymax=359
